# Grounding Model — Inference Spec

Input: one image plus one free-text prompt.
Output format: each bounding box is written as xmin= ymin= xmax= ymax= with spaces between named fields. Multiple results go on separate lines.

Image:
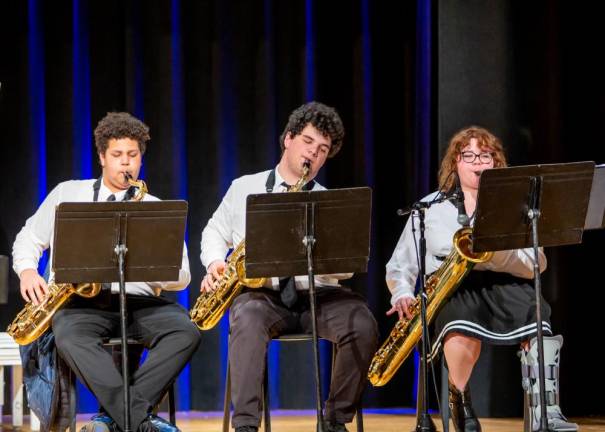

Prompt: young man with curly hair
xmin=200 ymin=101 xmax=378 ymax=432
xmin=13 ymin=112 xmax=201 ymax=432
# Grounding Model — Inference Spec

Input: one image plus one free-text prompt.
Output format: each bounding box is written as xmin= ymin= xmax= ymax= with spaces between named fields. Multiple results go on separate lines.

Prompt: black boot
xmin=448 ymin=381 xmax=481 ymax=432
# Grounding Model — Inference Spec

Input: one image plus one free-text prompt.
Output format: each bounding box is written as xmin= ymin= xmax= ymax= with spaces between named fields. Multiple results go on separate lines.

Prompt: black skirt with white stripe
xmin=429 ymin=270 xmax=552 ymax=358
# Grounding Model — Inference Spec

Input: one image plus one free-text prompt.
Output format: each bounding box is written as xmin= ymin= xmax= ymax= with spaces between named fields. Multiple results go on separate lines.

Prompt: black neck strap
xmin=93 ymin=177 xmax=102 ymax=202
xmin=92 ymin=177 xmax=135 ymax=202
xmin=265 ymin=168 xmax=315 ymax=193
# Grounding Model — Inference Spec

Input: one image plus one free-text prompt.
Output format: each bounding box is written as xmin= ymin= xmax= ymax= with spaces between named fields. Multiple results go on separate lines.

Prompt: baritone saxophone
xmin=7 ymin=173 xmax=148 ymax=345
xmin=367 ymin=227 xmax=493 ymax=386
xmin=190 ymin=161 xmax=311 ymax=330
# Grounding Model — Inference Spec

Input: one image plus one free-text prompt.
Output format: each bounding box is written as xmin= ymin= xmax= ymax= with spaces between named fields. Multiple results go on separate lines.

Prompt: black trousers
xmin=52 ymin=293 xmax=201 ymax=431
xmin=229 ymin=288 xmax=379 ymax=428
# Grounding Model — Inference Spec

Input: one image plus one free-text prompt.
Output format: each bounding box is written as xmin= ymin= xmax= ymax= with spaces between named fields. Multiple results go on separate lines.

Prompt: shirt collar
xmin=99 ymin=178 xmax=129 ymax=201
xmin=274 ymin=164 xmax=315 ymax=192
xmin=274 ymin=165 xmax=289 ymax=192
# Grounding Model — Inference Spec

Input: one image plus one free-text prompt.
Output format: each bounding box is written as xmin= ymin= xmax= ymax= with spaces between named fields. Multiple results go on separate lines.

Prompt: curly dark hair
xmin=279 ymin=101 xmax=345 ymax=158
xmin=93 ymin=112 xmax=150 ymax=155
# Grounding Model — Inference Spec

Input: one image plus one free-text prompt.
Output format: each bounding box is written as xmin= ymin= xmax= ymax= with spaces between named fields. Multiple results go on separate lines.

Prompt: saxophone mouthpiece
xmin=303 ymin=159 xmax=311 ymax=169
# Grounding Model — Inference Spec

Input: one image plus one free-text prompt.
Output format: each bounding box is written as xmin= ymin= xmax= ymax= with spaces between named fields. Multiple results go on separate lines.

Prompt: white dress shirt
xmin=200 ymin=167 xmax=352 ymax=290
xmin=12 ymin=179 xmax=191 ymax=296
xmin=385 ymin=191 xmax=547 ymax=306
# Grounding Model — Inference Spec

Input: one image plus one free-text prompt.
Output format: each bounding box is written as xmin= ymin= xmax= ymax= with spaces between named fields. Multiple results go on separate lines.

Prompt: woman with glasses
xmin=385 ymin=126 xmax=577 ymax=432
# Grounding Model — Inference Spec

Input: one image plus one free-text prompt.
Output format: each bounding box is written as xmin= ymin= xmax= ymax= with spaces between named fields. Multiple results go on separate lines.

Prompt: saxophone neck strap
xmin=265 ymin=169 xmax=276 ymax=193
xmin=92 ymin=177 xmax=136 ymax=202
xmin=93 ymin=177 xmax=102 ymax=202
xmin=265 ymin=168 xmax=315 ymax=193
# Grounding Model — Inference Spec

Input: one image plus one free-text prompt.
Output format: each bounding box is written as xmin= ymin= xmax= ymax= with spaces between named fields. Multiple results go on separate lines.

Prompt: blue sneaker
xmin=142 ymin=414 xmax=180 ymax=432
xmin=91 ymin=414 xmax=114 ymax=424
xmin=80 ymin=413 xmax=117 ymax=432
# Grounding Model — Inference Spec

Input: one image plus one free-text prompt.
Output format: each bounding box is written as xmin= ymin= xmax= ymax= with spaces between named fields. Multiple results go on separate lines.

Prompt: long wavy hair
xmin=438 ymin=126 xmax=507 ymax=192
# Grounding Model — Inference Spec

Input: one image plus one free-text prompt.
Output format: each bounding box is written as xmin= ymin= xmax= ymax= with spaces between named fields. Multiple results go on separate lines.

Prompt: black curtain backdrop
xmin=438 ymin=0 xmax=605 ymax=418
xmin=0 ymin=0 xmax=603 ymax=418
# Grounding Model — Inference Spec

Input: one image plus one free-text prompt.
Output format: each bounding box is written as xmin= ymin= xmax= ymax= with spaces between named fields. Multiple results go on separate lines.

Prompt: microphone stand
xmin=398 ymin=192 xmax=459 ymax=432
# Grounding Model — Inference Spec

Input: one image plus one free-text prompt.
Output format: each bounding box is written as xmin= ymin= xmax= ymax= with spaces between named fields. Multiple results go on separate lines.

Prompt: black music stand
xmin=245 ymin=187 xmax=372 ymax=432
xmin=52 ymin=200 xmax=188 ymax=432
xmin=472 ymin=161 xmax=595 ymax=432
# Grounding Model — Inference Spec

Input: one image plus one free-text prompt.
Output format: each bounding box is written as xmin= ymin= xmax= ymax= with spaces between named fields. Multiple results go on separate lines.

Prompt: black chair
xmin=69 ymin=337 xmax=176 ymax=432
xmin=222 ymin=333 xmax=364 ymax=432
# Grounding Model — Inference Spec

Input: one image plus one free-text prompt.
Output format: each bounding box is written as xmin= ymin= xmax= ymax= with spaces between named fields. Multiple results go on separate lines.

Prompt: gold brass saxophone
xmin=191 ymin=162 xmax=311 ymax=330
xmin=7 ymin=173 xmax=148 ymax=345
xmin=368 ymin=227 xmax=493 ymax=386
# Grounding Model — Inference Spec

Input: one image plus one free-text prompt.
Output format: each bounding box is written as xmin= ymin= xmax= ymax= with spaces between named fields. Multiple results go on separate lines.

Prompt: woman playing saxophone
xmin=383 ymin=126 xmax=576 ymax=432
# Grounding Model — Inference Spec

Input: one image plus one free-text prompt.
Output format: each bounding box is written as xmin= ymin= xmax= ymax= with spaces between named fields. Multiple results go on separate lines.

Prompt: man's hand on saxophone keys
xmin=386 ymin=296 xmax=416 ymax=320
xmin=200 ymin=260 xmax=226 ymax=293
xmin=19 ymin=268 xmax=49 ymax=305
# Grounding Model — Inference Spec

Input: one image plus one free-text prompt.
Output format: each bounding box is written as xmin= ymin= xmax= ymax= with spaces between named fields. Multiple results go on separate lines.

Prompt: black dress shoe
xmin=323 ymin=421 xmax=348 ymax=432
xmin=234 ymin=427 xmax=258 ymax=432
xmin=448 ymin=381 xmax=482 ymax=432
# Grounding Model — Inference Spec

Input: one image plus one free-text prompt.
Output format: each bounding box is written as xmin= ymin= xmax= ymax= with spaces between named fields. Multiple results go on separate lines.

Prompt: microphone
xmin=454 ymin=174 xmax=470 ymax=226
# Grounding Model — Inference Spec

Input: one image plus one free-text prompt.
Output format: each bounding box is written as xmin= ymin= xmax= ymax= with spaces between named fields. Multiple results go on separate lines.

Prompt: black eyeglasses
xmin=460 ymin=151 xmax=493 ymax=164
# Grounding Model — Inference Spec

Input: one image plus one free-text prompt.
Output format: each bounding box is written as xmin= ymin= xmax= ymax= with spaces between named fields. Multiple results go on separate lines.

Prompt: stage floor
xmin=13 ymin=411 xmax=602 ymax=432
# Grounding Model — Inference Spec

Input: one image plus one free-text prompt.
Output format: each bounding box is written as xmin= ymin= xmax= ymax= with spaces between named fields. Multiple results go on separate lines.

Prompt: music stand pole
xmin=413 ymin=205 xmax=436 ymax=432
xmin=115 ymin=243 xmax=132 ymax=432
xmin=304 ymin=201 xmax=325 ymax=432
xmin=527 ymin=177 xmax=548 ymax=432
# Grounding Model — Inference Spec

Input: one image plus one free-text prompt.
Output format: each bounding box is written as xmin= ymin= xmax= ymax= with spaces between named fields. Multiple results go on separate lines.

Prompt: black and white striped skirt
xmin=429 ymin=270 xmax=552 ymax=359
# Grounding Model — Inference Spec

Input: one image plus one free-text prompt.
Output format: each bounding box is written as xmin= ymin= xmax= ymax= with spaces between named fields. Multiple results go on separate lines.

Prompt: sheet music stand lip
xmin=244 ymin=187 xmax=372 ymax=278
xmin=52 ymin=200 xmax=188 ymax=283
xmin=585 ymin=163 xmax=605 ymax=230
xmin=472 ymin=161 xmax=595 ymax=253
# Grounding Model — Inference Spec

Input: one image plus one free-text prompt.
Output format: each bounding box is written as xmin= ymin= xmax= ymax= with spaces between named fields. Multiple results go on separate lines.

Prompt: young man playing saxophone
xmin=13 ymin=112 xmax=201 ymax=432
xmin=199 ymin=102 xmax=378 ymax=432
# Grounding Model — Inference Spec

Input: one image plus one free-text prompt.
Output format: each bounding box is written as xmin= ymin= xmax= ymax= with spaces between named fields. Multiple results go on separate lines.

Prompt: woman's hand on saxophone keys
xmin=200 ymin=260 xmax=226 ymax=293
xmin=386 ymin=296 xmax=416 ymax=321
xmin=19 ymin=268 xmax=49 ymax=305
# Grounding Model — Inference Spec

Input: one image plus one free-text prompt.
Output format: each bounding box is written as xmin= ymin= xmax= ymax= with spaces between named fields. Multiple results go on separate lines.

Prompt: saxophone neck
xmin=124 ymin=172 xmax=148 ymax=201
xmin=290 ymin=161 xmax=311 ymax=192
